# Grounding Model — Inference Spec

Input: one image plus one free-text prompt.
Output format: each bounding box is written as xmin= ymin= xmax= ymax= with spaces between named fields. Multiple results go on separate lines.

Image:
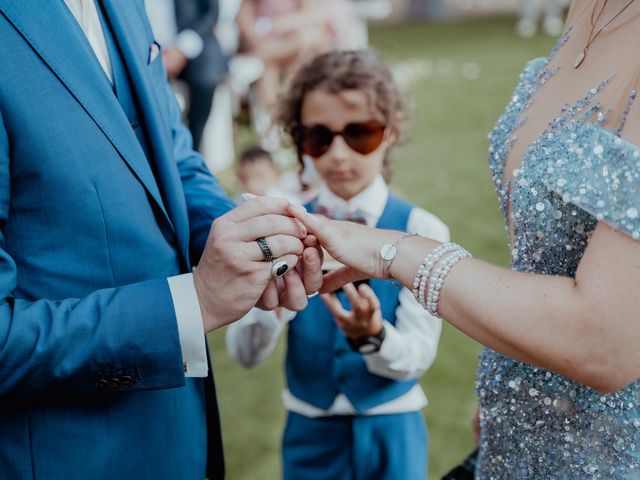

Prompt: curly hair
xmin=277 ymin=49 xmax=406 ymax=182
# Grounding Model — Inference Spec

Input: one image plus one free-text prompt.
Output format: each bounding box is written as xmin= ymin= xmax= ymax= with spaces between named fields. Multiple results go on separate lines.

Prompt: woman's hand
xmin=321 ymin=283 xmax=384 ymax=339
xmin=289 ymin=206 xmax=430 ymax=292
xmin=288 ymin=205 xmax=397 ymax=286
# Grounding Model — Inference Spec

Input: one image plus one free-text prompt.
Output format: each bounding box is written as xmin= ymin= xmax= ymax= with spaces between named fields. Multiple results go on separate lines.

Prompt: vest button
xmin=335 ymin=347 xmax=347 ymax=357
xmin=336 ymin=374 xmax=348 ymax=385
xmin=120 ymin=375 xmax=135 ymax=388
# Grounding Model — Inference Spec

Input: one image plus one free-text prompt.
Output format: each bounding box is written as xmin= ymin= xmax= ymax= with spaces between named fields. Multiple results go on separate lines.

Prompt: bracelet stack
xmin=412 ymin=242 xmax=458 ymax=306
xmin=412 ymin=242 xmax=472 ymax=318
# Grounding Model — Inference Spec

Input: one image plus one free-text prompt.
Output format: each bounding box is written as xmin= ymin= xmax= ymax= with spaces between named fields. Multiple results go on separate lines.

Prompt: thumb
xmin=320 ymin=267 xmax=369 ymax=293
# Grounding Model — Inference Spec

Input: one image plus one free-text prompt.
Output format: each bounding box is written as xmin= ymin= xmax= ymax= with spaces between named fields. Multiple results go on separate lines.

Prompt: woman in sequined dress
xmin=287 ymin=1 xmax=640 ymax=477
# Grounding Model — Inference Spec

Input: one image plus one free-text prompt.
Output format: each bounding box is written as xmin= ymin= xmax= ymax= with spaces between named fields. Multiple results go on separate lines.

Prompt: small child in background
xmin=227 ymin=50 xmax=450 ymax=480
xmin=235 ymin=145 xmax=301 ymax=203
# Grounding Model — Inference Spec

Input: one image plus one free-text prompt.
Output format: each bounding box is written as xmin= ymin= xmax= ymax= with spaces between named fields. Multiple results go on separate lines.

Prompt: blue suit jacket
xmin=0 ymin=1 xmax=235 ymax=478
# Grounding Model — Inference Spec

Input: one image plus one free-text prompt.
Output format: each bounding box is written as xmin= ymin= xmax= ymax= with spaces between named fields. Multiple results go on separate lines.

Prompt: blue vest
xmin=96 ymin=2 xmax=151 ymax=160
xmin=285 ymin=194 xmax=417 ymax=412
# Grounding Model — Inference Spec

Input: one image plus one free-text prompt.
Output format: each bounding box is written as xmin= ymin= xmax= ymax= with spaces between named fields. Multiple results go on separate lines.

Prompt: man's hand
xmin=256 ymin=234 xmax=324 ymax=312
xmin=162 ymin=46 xmax=188 ymax=78
xmin=193 ymin=198 xmax=308 ymax=332
xmin=321 ymin=283 xmax=384 ymax=339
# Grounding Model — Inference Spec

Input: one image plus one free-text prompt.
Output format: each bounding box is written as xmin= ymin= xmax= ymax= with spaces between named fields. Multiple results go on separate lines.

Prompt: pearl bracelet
xmin=426 ymin=248 xmax=472 ymax=318
xmin=412 ymin=242 xmax=460 ymax=307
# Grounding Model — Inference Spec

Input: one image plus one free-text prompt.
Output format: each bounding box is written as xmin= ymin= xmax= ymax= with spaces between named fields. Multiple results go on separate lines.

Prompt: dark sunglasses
xmin=296 ymin=120 xmax=386 ymax=158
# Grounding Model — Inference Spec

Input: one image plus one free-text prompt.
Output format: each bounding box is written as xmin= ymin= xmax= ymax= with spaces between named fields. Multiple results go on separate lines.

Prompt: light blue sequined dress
xmin=478 ymin=33 xmax=640 ymax=479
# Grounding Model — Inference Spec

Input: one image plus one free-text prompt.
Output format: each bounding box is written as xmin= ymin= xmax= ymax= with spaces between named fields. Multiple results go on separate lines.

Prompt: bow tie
xmin=312 ymin=203 xmax=368 ymax=225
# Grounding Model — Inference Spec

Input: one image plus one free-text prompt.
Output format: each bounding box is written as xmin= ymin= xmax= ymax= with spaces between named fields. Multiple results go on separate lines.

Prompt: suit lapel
xmin=0 ymin=0 xmax=174 ymax=230
xmin=100 ymin=0 xmax=191 ymax=262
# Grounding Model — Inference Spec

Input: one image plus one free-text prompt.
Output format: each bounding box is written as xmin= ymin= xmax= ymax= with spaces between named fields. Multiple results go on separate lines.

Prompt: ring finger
xmin=249 ymin=235 xmax=304 ymax=262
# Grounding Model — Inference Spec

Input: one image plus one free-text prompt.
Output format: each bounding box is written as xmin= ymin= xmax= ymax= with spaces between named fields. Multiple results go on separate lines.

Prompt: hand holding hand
xmin=321 ymin=283 xmax=384 ymax=339
xmin=256 ymin=234 xmax=323 ymax=312
xmin=194 ymin=198 xmax=307 ymax=332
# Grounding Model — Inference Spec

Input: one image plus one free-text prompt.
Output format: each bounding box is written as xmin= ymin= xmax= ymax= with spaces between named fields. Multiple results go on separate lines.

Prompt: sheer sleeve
xmin=542 ymin=123 xmax=640 ymax=240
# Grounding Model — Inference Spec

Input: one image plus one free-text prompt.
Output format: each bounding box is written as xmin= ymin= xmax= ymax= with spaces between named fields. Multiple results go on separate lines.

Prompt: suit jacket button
xmin=108 ymin=378 xmax=122 ymax=389
xmin=94 ymin=378 xmax=110 ymax=390
xmin=120 ymin=375 xmax=135 ymax=388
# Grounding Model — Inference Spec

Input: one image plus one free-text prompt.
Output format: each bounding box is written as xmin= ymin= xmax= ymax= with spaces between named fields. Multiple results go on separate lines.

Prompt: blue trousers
xmin=282 ymin=411 xmax=427 ymax=480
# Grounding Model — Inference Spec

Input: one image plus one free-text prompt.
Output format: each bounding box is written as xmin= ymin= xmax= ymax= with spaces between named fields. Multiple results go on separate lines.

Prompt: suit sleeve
xmin=0 ymin=112 xmax=190 ymax=405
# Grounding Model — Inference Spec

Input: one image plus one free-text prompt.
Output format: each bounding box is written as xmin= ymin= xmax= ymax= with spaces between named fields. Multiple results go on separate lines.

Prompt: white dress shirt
xmin=63 ymin=0 xmax=208 ymax=377
xmin=226 ymin=176 xmax=450 ymax=417
xmin=64 ymin=0 xmax=113 ymax=83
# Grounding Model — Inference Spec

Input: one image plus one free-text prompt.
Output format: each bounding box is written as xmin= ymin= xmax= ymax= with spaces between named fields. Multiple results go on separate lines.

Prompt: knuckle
xmin=263 ymin=295 xmax=279 ymax=311
xmin=289 ymin=297 xmax=308 ymax=312
xmin=247 ymin=263 xmax=265 ymax=279
xmin=291 ymin=239 xmax=304 ymax=256
xmin=228 ymin=251 xmax=252 ymax=274
xmin=265 ymin=215 xmax=279 ymax=231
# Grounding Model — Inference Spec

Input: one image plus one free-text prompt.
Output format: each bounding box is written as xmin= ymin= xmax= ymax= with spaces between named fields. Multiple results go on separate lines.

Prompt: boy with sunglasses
xmin=226 ymin=50 xmax=449 ymax=479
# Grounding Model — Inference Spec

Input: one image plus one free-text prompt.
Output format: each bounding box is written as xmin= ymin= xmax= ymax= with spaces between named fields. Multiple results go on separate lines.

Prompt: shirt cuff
xmin=371 ymin=320 xmax=404 ymax=364
xmin=167 ymin=273 xmax=208 ymax=377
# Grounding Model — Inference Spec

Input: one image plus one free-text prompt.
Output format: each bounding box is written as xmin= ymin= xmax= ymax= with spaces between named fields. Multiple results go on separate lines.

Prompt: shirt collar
xmin=316 ymin=175 xmax=389 ymax=227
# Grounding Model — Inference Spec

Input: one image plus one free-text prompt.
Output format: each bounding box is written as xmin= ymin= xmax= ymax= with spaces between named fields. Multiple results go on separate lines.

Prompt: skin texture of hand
xmin=194 ymin=198 xmax=309 ymax=332
xmin=321 ymin=283 xmax=384 ymax=339
xmin=288 ymin=204 xmax=411 ymax=292
xmin=256 ymin=235 xmax=323 ymax=311
xmin=162 ymin=47 xmax=188 ymax=78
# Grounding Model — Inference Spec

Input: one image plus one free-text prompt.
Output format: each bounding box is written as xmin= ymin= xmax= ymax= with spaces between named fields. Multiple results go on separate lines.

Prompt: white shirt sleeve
xmin=363 ymin=207 xmax=450 ymax=380
xmin=167 ymin=273 xmax=209 ymax=377
xmin=225 ymin=308 xmax=294 ymax=368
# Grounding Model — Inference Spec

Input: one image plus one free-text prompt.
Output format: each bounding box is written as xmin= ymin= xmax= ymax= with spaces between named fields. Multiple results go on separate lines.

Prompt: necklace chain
xmin=575 ymin=0 xmax=637 ymax=68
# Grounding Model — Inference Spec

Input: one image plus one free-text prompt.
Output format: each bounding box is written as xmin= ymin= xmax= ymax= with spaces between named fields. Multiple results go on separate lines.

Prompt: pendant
xmin=574 ymin=49 xmax=586 ymax=69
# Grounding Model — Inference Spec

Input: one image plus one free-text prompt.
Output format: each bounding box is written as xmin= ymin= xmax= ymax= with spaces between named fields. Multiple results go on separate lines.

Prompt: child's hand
xmin=321 ymin=283 xmax=384 ymax=339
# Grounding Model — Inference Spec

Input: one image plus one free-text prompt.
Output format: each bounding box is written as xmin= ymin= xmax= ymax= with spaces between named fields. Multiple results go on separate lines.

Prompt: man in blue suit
xmin=0 ymin=1 xmax=320 ymax=478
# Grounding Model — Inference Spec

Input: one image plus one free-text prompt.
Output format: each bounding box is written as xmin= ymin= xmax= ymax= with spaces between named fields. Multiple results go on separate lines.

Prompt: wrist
xmin=388 ymin=235 xmax=440 ymax=285
xmin=370 ymin=230 xmax=405 ymax=278
xmin=346 ymin=324 xmax=386 ymax=355
xmin=363 ymin=319 xmax=384 ymax=338
xmin=193 ymin=267 xmax=222 ymax=332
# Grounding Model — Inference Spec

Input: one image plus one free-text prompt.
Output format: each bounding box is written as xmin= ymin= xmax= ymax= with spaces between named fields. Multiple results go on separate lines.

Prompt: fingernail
xmin=289 ymin=204 xmax=307 ymax=216
xmin=241 ymin=193 xmax=258 ymax=201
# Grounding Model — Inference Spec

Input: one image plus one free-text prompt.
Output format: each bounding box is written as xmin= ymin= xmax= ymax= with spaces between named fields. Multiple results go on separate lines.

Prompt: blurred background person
xmin=145 ymin=0 xmax=227 ymax=151
xmin=235 ymin=145 xmax=303 ymax=203
xmin=236 ymin=0 xmax=357 ymax=140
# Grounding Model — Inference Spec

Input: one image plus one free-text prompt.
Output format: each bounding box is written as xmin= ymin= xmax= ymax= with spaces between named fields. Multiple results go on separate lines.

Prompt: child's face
xmin=237 ymin=158 xmax=280 ymax=196
xmin=300 ymin=88 xmax=395 ymax=200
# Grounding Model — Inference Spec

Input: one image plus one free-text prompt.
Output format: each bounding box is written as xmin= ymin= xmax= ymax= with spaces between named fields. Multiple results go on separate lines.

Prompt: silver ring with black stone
xmin=256 ymin=237 xmax=273 ymax=262
xmin=271 ymin=259 xmax=289 ymax=278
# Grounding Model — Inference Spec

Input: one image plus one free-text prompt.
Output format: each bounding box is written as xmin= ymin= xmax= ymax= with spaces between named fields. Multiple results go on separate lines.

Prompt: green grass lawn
xmin=207 ymin=17 xmax=557 ymax=479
